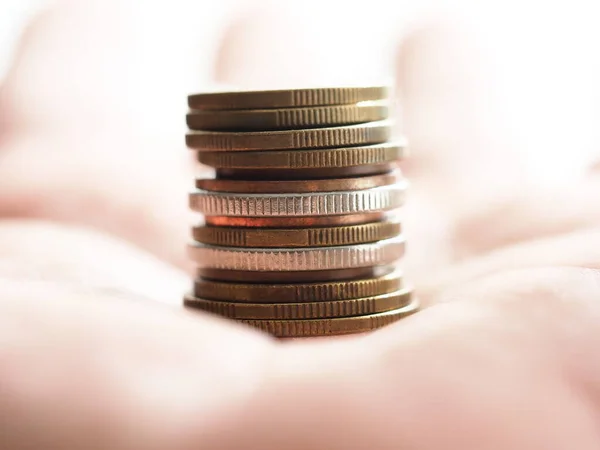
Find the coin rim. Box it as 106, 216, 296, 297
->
183, 287, 412, 320
237, 299, 419, 337
186, 102, 389, 131
196, 142, 406, 169
187, 86, 390, 110
195, 170, 400, 193
193, 267, 402, 302
203, 213, 387, 228
192, 218, 402, 248
187, 235, 406, 271
198, 267, 383, 283
186, 120, 392, 151
189, 183, 408, 217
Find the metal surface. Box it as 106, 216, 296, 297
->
214, 164, 396, 180
188, 86, 389, 110
186, 121, 391, 151
198, 267, 384, 283
189, 183, 408, 217
195, 171, 400, 194
193, 267, 402, 302
203, 213, 387, 228
184, 288, 412, 320
192, 219, 401, 248
187, 236, 406, 271
186, 102, 388, 131
237, 299, 419, 337
197, 142, 405, 169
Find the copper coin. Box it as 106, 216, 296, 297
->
192, 219, 401, 248
204, 213, 386, 228
186, 102, 389, 131
237, 300, 419, 337
198, 267, 383, 283
214, 164, 396, 180
195, 170, 400, 193
186, 121, 391, 151
188, 86, 389, 110
197, 142, 406, 169
184, 287, 412, 320
193, 267, 401, 302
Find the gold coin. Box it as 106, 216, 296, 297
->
192, 219, 401, 248
186, 121, 391, 151
237, 300, 419, 337
184, 287, 412, 320
186, 102, 389, 131
214, 163, 396, 180
188, 86, 389, 110
195, 170, 400, 193
197, 142, 406, 169
194, 267, 402, 302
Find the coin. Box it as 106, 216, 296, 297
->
189, 184, 408, 217
196, 142, 406, 169
187, 236, 406, 271
186, 121, 391, 151
192, 219, 401, 248
214, 164, 396, 180
188, 86, 389, 110
184, 287, 412, 320
194, 267, 402, 302
198, 267, 381, 283
204, 213, 386, 228
186, 102, 389, 131
237, 300, 419, 337
195, 171, 400, 193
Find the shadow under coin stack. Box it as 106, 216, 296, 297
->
184, 86, 419, 338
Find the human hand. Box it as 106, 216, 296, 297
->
1, 1, 600, 449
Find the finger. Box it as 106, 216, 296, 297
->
394, 17, 528, 278
0, 219, 188, 305
418, 226, 600, 306
452, 176, 600, 259
395, 10, 600, 271
214, 1, 407, 87
0, 0, 241, 268
1, 0, 240, 135
0, 134, 195, 269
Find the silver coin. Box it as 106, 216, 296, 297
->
187, 236, 406, 271
189, 182, 408, 217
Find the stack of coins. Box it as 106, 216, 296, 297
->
184, 86, 418, 337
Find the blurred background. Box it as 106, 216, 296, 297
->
3, 0, 599, 179
0, 1, 44, 79
0, 0, 599, 280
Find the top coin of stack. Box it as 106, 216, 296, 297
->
185, 86, 418, 337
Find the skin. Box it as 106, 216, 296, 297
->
1, 1, 600, 449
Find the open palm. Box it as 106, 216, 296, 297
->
1, 1, 600, 449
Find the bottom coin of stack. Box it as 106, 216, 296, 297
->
184, 85, 419, 337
